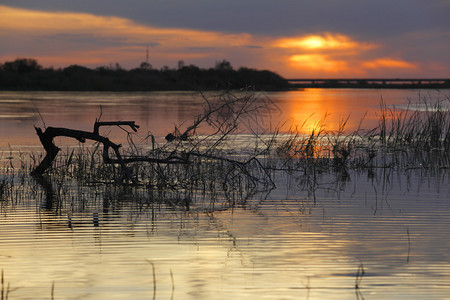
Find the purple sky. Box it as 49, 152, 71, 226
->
1, 1, 449, 77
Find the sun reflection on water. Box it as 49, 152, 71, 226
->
281, 89, 358, 134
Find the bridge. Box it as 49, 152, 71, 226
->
287, 78, 450, 89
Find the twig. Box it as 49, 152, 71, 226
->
355, 262, 365, 289
170, 268, 175, 300
146, 260, 156, 300
51, 281, 55, 300
31, 100, 46, 129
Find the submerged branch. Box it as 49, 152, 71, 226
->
29, 92, 278, 207
30, 121, 188, 183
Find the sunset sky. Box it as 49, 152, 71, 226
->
0, 1, 449, 78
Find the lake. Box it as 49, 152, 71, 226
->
1, 89, 450, 299
3, 89, 447, 147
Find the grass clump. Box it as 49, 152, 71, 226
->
2, 91, 450, 212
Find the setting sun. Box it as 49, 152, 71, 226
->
275, 33, 373, 51
0, 3, 447, 77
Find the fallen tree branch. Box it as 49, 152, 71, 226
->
30, 92, 277, 196
31, 124, 137, 183
31, 121, 189, 183
94, 121, 139, 135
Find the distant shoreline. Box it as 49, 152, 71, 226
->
0, 58, 290, 92
288, 78, 450, 89
1, 58, 449, 91
3, 77, 448, 92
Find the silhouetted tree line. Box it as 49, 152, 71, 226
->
0, 58, 291, 91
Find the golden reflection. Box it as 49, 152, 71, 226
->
286, 90, 329, 133
282, 89, 356, 134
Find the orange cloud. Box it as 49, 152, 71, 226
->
271, 33, 421, 76
362, 58, 417, 69
289, 54, 349, 73
271, 33, 382, 76
275, 33, 375, 51
0, 5, 254, 67
0, 5, 428, 77
0, 5, 252, 47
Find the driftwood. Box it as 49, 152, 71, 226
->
31, 93, 276, 191
31, 121, 188, 183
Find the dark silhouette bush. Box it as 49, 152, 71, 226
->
0, 58, 290, 91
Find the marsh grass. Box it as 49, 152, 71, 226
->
1, 91, 449, 300
287, 94, 450, 172
31, 138, 273, 212
0, 269, 19, 300
1, 91, 450, 213
370, 95, 450, 169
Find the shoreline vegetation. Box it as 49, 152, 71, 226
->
0, 58, 290, 91
1, 58, 449, 91
1, 89, 450, 213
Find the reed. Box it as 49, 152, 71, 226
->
1, 270, 11, 300
2, 91, 450, 213
355, 263, 365, 289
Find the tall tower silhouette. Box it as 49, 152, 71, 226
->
140, 46, 152, 69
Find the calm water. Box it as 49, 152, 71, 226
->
2, 89, 448, 147
1, 89, 450, 299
